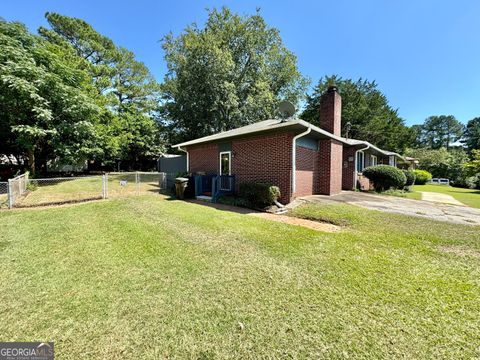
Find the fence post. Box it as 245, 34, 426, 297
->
160, 172, 165, 190
7, 179, 13, 209
102, 174, 106, 199
102, 174, 109, 199
135, 171, 140, 195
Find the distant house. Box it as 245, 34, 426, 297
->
173, 86, 412, 203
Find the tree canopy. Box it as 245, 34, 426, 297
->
160, 7, 309, 144
0, 19, 101, 174
405, 147, 468, 179
301, 75, 414, 153
414, 115, 464, 150
1, 13, 164, 174
463, 117, 480, 153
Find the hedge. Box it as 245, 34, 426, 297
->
239, 182, 281, 208
362, 165, 407, 192
413, 169, 432, 185
402, 170, 416, 189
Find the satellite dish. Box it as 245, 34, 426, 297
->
278, 101, 296, 120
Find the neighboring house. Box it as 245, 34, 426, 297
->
404, 156, 419, 170
173, 86, 411, 203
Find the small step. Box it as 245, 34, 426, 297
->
196, 195, 213, 202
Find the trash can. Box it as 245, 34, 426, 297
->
175, 177, 189, 199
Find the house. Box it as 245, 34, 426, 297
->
172, 86, 409, 203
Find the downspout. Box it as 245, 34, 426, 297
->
292, 126, 312, 196
177, 146, 189, 173
354, 144, 370, 190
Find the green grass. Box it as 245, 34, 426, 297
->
412, 184, 480, 208
15, 174, 162, 207
374, 188, 423, 200
1, 197, 479, 358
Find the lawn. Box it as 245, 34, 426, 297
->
0, 197, 479, 358
13, 173, 162, 207
410, 184, 480, 208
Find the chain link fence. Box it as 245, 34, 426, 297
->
0, 182, 8, 209
3, 172, 173, 209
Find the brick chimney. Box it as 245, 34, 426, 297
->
317, 85, 343, 195
319, 86, 342, 136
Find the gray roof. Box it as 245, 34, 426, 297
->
173, 118, 404, 159
343, 138, 404, 159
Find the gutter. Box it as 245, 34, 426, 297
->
177, 146, 189, 173
354, 144, 370, 190
292, 125, 312, 195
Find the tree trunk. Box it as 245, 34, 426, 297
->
27, 148, 35, 176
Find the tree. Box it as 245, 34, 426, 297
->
463, 117, 480, 153
464, 149, 480, 175
39, 12, 118, 94
415, 115, 464, 150
40, 13, 164, 169
0, 19, 100, 175
301, 75, 414, 153
404, 147, 468, 179
160, 7, 308, 144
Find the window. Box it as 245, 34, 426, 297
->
356, 151, 365, 173
389, 155, 396, 167
219, 151, 231, 175
371, 155, 378, 166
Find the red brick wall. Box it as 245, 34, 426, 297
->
320, 88, 342, 136
342, 147, 357, 190
187, 143, 218, 173
294, 146, 320, 197
187, 131, 346, 201
318, 139, 343, 195
358, 175, 372, 191
232, 132, 293, 203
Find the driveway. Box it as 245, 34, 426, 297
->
419, 191, 464, 206
295, 191, 480, 226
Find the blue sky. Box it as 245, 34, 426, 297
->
2, 0, 480, 125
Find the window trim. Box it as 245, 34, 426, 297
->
371, 155, 378, 166
219, 151, 232, 175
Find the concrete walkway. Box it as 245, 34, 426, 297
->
296, 192, 480, 226
419, 191, 465, 206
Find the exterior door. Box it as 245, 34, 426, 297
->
219, 151, 232, 190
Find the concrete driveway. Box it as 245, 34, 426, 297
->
295, 191, 480, 226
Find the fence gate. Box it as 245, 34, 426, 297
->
3, 172, 174, 209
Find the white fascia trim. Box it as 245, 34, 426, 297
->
178, 146, 189, 172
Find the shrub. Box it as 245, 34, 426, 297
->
362, 165, 407, 192
26, 182, 38, 191
463, 174, 480, 189
239, 182, 281, 208
413, 169, 432, 185
451, 173, 480, 189
402, 170, 415, 191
